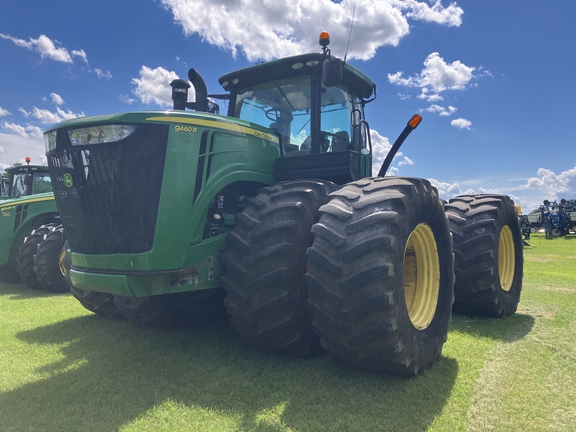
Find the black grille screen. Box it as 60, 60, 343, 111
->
47, 124, 169, 254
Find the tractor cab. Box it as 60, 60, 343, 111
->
2, 159, 52, 198
220, 35, 375, 183
175, 32, 376, 184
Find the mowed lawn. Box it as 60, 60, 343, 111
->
1, 232, 575, 431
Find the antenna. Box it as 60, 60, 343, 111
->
343, 1, 357, 63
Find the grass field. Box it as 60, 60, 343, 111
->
1, 232, 575, 431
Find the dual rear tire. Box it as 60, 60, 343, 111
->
223, 178, 523, 375
445, 194, 523, 318
17, 223, 61, 290
306, 177, 454, 375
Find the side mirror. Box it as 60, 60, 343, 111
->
322, 58, 343, 87
24, 174, 33, 186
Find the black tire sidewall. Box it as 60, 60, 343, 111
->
392, 191, 454, 371
497, 197, 524, 314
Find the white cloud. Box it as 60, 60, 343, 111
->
2, 122, 43, 139
451, 118, 471, 129
0, 131, 45, 167
398, 156, 414, 166
370, 128, 414, 176
429, 178, 476, 200
161, 0, 463, 61
71, 49, 88, 63
419, 93, 443, 102
19, 106, 84, 125
525, 166, 576, 201
425, 104, 457, 116
2, 122, 28, 138
404, 0, 464, 26
119, 94, 136, 105
95, 68, 113, 79
132, 65, 181, 107
0, 33, 87, 64
388, 52, 476, 96
0, 107, 10, 117
50, 93, 65, 106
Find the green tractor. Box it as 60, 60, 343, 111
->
45, 34, 523, 375
0, 160, 67, 292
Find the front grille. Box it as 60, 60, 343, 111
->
47, 124, 169, 254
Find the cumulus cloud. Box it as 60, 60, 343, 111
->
132, 66, 181, 107
420, 93, 443, 102
451, 118, 471, 129
398, 156, 414, 166
525, 166, 576, 200
0, 107, 10, 117
19, 106, 84, 125
2, 122, 43, 139
50, 93, 65, 106
71, 49, 88, 63
0, 33, 88, 64
388, 52, 476, 97
95, 68, 113, 79
429, 178, 476, 200
0, 131, 45, 167
425, 104, 457, 116
370, 128, 414, 175
161, 0, 463, 61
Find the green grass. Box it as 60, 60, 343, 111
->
1, 232, 575, 431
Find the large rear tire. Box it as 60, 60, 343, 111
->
34, 225, 69, 293
222, 179, 338, 356
445, 194, 523, 318
17, 224, 59, 290
306, 177, 454, 375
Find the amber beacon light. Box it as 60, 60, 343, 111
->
319, 31, 330, 48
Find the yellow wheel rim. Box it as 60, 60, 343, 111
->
58, 247, 67, 277
403, 223, 441, 330
498, 225, 515, 292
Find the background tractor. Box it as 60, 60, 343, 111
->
45, 33, 523, 375
0, 159, 68, 292
540, 199, 575, 238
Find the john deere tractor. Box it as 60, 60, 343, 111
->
0, 160, 67, 292
45, 33, 523, 375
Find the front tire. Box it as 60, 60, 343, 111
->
17, 224, 58, 290
113, 295, 170, 326
222, 179, 338, 356
34, 225, 69, 293
113, 289, 227, 327
445, 194, 523, 318
70, 286, 124, 319
61, 243, 123, 318
306, 177, 454, 375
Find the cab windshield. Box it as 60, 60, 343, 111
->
8, 172, 52, 197
234, 76, 365, 153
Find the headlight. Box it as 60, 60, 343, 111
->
44, 130, 57, 153
67, 124, 137, 146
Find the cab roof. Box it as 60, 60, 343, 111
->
218, 52, 375, 100
5, 165, 49, 174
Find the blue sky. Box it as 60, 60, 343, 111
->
1, 0, 575, 212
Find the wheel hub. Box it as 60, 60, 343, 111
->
498, 225, 515, 291
403, 223, 440, 330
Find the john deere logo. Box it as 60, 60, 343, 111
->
63, 173, 73, 187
